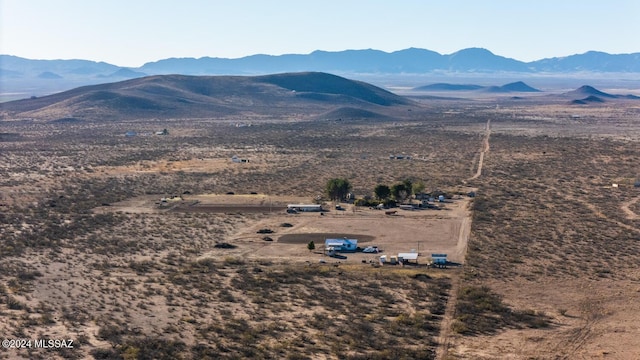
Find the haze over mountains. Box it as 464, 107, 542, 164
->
2, 47, 640, 100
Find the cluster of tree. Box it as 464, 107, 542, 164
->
325, 178, 425, 205
325, 178, 352, 201
374, 180, 425, 203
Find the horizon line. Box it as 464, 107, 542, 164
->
2, 47, 639, 69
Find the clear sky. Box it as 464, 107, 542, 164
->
1, 0, 639, 67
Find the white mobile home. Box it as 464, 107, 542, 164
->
287, 204, 322, 212
325, 238, 358, 253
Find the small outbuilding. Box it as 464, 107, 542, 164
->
431, 253, 447, 266
379, 255, 399, 265
398, 252, 419, 264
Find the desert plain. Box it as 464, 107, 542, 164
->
0, 73, 639, 359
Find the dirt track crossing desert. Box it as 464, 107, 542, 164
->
1, 72, 640, 359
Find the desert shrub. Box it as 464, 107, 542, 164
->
5, 295, 28, 310
223, 256, 245, 266
120, 338, 187, 360
128, 260, 155, 274
97, 323, 129, 344
354, 198, 379, 207
90, 348, 122, 360
454, 286, 550, 335
214, 242, 237, 249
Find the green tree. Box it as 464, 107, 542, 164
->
307, 241, 315, 252
325, 178, 352, 201
391, 183, 409, 203
403, 179, 413, 198
412, 181, 426, 197
374, 184, 391, 201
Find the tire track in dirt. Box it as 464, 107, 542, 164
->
469, 119, 491, 181
621, 195, 640, 220
434, 270, 461, 360
558, 191, 640, 234
549, 298, 606, 359
436, 119, 490, 360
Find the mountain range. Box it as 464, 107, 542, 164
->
1, 47, 640, 101
4, 48, 640, 78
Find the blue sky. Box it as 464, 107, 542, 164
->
1, 0, 639, 67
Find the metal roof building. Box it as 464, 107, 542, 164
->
324, 238, 358, 253
287, 204, 322, 212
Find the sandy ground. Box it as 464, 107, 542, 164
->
453, 277, 640, 359
98, 193, 473, 265
222, 204, 470, 264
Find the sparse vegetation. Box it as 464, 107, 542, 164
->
452, 286, 550, 335
0, 91, 638, 358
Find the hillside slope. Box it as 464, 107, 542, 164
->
0, 72, 412, 121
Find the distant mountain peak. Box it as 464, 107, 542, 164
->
38, 71, 62, 79
564, 85, 616, 98
450, 47, 495, 56
106, 68, 147, 79
499, 81, 540, 92
414, 81, 539, 93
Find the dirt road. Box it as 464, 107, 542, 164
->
436, 118, 490, 360
469, 119, 491, 180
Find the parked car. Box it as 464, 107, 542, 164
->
362, 246, 380, 253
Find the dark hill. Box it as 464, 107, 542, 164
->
497, 81, 540, 92
103, 68, 148, 79
257, 72, 409, 106
484, 81, 540, 93
561, 86, 640, 103
582, 95, 605, 102
569, 95, 605, 105
0, 72, 412, 121
564, 85, 616, 98
414, 81, 539, 93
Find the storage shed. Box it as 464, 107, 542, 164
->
431, 253, 447, 265
398, 252, 419, 264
